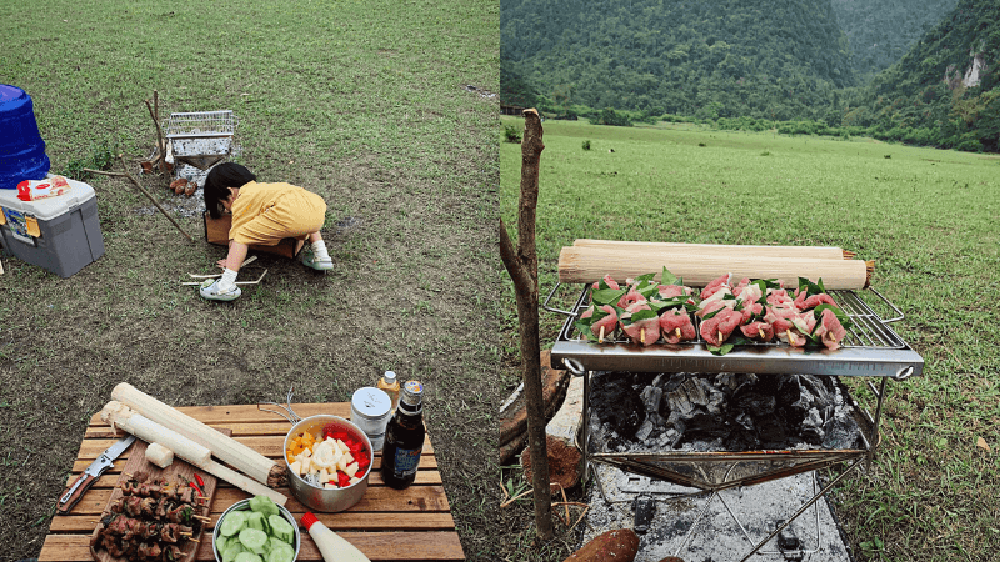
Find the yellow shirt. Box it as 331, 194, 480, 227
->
229, 181, 327, 245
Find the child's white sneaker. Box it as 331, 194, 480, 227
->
301, 241, 334, 271
200, 278, 241, 301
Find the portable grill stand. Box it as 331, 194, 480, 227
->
546, 283, 922, 560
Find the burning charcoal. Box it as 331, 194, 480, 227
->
636, 383, 665, 441
801, 407, 826, 443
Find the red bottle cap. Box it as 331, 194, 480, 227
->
300, 511, 319, 531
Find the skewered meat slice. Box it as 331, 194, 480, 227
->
700, 308, 742, 347
621, 302, 659, 346
740, 321, 775, 341
740, 301, 764, 323
766, 288, 794, 307
617, 287, 646, 309
656, 284, 690, 299
580, 304, 618, 341
794, 290, 839, 310
700, 273, 730, 300
730, 277, 752, 297
813, 308, 847, 350
659, 309, 696, 343
696, 299, 728, 319
736, 283, 763, 305
590, 274, 620, 290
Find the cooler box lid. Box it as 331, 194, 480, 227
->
0, 176, 96, 220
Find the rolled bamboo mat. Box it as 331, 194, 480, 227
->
558, 246, 872, 289
573, 239, 855, 260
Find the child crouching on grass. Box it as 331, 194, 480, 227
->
200, 162, 333, 302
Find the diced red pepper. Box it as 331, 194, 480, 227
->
356, 451, 370, 468
194, 473, 205, 488
336, 470, 351, 488
189, 481, 203, 496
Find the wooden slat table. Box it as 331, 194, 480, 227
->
38, 402, 465, 562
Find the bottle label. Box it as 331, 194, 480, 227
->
392, 447, 421, 478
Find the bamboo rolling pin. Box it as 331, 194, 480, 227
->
101, 401, 287, 506
111, 383, 284, 487
573, 240, 855, 260
559, 246, 872, 289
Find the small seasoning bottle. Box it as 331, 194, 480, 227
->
377, 371, 401, 412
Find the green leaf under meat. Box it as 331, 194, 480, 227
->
591, 288, 626, 306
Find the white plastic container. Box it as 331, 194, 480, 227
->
350, 387, 392, 452
0, 175, 103, 277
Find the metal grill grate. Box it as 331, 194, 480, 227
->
558, 287, 907, 350
549, 284, 924, 378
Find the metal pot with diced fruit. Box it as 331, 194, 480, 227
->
283, 415, 372, 512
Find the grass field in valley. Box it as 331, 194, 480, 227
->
499, 118, 1000, 561
0, 1, 501, 560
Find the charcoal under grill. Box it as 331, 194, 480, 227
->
545, 283, 924, 560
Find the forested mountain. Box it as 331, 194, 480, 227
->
830, 0, 959, 80
847, 0, 1000, 151
501, 0, 853, 120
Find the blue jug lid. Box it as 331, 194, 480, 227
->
0, 85, 26, 104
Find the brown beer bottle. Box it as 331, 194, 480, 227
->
380, 380, 425, 489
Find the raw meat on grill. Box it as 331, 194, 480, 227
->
617, 287, 646, 309
621, 302, 659, 346
700, 308, 742, 347
740, 301, 764, 324
590, 274, 621, 290
813, 308, 848, 350
659, 309, 696, 343
580, 304, 619, 341
700, 274, 730, 300
740, 321, 775, 341
656, 284, 690, 299
794, 291, 839, 310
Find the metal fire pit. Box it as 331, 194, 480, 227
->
545, 283, 924, 560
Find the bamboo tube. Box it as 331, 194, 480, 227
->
111, 383, 279, 486
101, 402, 212, 466
201, 460, 288, 506
558, 246, 871, 289
573, 240, 849, 261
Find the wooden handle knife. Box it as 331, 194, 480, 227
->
58, 473, 98, 513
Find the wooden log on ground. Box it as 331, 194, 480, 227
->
563, 529, 640, 562
546, 375, 584, 450
499, 351, 570, 445
521, 436, 582, 491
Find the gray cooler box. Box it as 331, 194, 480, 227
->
0, 177, 104, 277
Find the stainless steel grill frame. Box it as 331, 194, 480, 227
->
544, 282, 925, 560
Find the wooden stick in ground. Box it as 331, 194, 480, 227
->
117, 155, 194, 243
498, 108, 553, 540
145, 97, 168, 173
82, 168, 126, 177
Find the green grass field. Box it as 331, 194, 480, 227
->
1, 1, 501, 560
499, 117, 1000, 561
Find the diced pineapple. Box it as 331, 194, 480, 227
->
350, 476, 362, 485
289, 461, 302, 476
345, 462, 359, 476
319, 468, 332, 483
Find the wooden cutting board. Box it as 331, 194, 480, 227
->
89, 430, 228, 562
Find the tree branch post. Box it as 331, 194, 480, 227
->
498, 109, 553, 540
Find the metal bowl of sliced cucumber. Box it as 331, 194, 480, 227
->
213, 496, 301, 562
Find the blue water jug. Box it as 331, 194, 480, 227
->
0, 85, 50, 190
